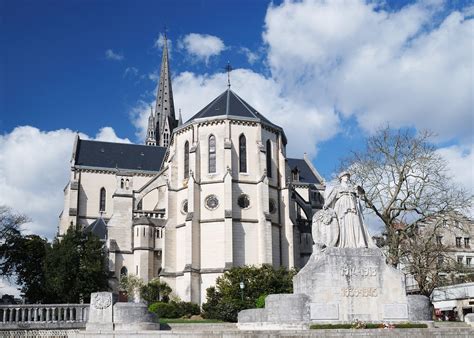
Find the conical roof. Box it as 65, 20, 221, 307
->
187, 89, 271, 124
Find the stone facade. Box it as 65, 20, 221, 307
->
58, 39, 325, 304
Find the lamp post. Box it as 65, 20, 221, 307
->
239, 281, 245, 301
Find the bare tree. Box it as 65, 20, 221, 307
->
341, 127, 471, 269
0, 205, 29, 240
399, 215, 471, 296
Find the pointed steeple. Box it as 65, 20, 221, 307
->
154, 33, 178, 147
178, 109, 183, 127
146, 106, 156, 146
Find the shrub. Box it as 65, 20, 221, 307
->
202, 265, 296, 322
140, 279, 172, 304
149, 301, 200, 319
149, 302, 175, 318
255, 294, 266, 308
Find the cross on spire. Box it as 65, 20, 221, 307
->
224, 61, 233, 88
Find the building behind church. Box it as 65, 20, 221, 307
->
59, 37, 325, 304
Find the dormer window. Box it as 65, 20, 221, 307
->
292, 168, 300, 181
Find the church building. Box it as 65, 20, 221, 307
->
59, 37, 326, 304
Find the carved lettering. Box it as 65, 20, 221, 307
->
341, 287, 377, 297
341, 265, 377, 277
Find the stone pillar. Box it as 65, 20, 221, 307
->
86, 292, 114, 331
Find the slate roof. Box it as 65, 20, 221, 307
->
187, 89, 280, 130
74, 138, 166, 172
84, 217, 107, 240
287, 158, 322, 185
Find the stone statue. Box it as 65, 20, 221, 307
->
312, 208, 339, 249
319, 171, 375, 249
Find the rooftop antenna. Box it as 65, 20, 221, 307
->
224, 61, 233, 88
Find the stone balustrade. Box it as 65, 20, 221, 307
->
133, 210, 165, 219
0, 304, 89, 330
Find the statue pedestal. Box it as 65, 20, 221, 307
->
238, 247, 430, 329
294, 247, 408, 322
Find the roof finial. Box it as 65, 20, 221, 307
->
224, 61, 233, 88
163, 25, 168, 41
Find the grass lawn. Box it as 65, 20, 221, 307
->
159, 318, 225, 324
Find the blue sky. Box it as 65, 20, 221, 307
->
0, 0, 473, 241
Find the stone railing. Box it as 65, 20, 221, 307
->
0, 304, 89, 330
132, 210, 165, 219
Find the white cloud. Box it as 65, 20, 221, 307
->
105, 49, 124, 61
123, 66, 139, 78
179, 33, 226, 64
240, 47, 259, 64
0, 126, 130, 239
95, 127, 131, 143
436, 144, 474, 195
263, 0, 473, 142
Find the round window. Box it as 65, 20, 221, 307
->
205, 195, 219, 210
269, 198, 277, 214
181, 199, 188, 215
238, 194, 250, 209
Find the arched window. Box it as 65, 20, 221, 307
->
125, 179, 130, 189
266, 139, 272, 178
184, 141, 189, 179
99, 188, 106, 212
120, 266, 128, 278
208, 135, 216, 173
239, 134, 247, 173
137, 200, 143, 210
120, 178, 124, 189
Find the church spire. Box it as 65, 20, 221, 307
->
146, 105, 156, 146
178, 109, 183, 127
154, 33, 177, 147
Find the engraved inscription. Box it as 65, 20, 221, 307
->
91, 292, 112, 309
341, 287, 378, 297
341, 265, 377, 277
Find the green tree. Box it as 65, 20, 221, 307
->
202, 265, 296, 322
140, 278, 172, 304
0, 206, 50, 303
0, 233, 49, 303
44, 226, 109, 303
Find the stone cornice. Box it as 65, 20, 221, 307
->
74, 165, 157, 176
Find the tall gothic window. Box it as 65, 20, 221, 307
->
184, 141, 189, 179
266, 139, 272, 178
239, 134, 247, 173
209, 135, 216, 173
99, 188, 106, 212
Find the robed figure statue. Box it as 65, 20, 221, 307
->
312, 171, 375, 249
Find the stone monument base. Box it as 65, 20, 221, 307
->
86, 292, 159, 331
238, 247, 431, 329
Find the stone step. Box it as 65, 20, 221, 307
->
433, 321, 471, 328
